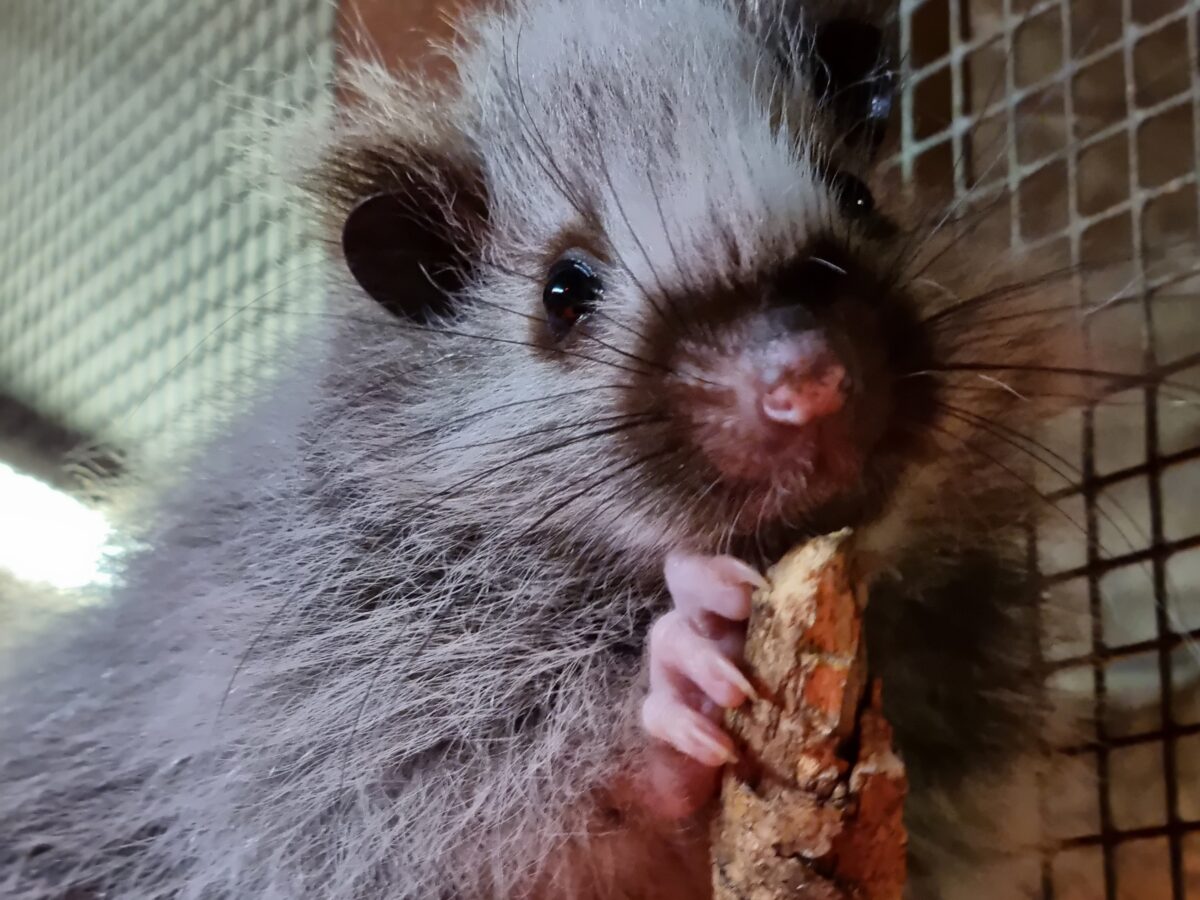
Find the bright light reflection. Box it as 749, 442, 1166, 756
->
0, 462, 113, 590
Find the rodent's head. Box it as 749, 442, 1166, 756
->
308, 0, 1076, 558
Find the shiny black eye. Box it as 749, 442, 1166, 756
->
543, 258, 602, 339
828, 171, 875, 219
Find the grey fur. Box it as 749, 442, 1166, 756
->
2, 1, 1082, 898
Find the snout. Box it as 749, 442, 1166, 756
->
673, 321, 864, 491
758, 334, 849, 428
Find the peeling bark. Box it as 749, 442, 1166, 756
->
711, 530, 908, 900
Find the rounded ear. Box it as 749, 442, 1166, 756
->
316, 142, 488, 322
810, 17, 896, 155
342, 191, 469, 322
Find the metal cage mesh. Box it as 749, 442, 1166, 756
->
896, 1, 1200, 897
0, 0, 336, 468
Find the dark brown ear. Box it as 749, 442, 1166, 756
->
317, 144, 488, 322
809, 16, 896, 155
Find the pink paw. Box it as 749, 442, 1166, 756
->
636, 552, 766, 819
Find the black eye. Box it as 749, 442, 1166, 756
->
543, 258, 603, 339
828, 171, 875, 219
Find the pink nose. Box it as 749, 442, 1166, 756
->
760, 357, 848, 427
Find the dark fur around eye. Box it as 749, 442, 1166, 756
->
543, 258, 603, 339
828, 171, 875, 219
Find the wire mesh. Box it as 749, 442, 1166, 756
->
0, 0, 336, 469
897, 1, 1200, 897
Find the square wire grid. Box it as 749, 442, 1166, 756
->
897, 1, 1200, 897
0, 1, 336, 469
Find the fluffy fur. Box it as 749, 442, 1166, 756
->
2, 1, 1089, 898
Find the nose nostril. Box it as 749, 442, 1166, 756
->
760, 361, 848, 428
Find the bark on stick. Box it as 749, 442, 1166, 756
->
711, 530, 908, 900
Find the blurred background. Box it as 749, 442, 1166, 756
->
0, 1, 1198, 897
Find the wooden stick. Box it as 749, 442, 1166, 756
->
711, 530, 908, 900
